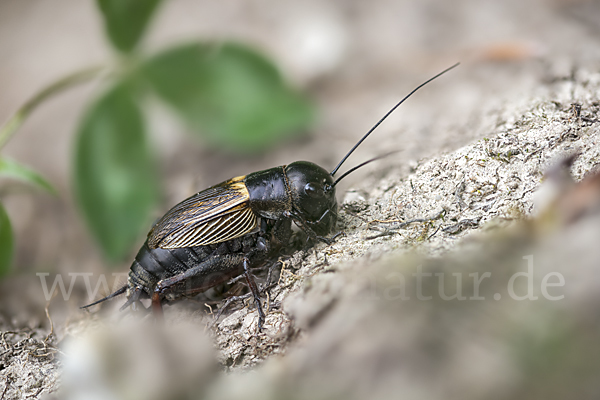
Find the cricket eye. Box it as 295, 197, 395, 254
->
304, 183, 323, 198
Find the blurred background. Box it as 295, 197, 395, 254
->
1, 0, 600, 326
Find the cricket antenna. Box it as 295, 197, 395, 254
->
329, 62, 459, 177
332, 151, 400, 187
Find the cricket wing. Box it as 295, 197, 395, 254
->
147, 176, 258, 249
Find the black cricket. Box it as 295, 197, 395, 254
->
82, 63, 459, 329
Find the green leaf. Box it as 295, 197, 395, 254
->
0, 202, 13, 277
96, 0, 162, 53
142, 42, 315, 152
0, 158, 57, 194
74, 83, 159, 262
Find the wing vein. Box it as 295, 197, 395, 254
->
148, 176, 258, 249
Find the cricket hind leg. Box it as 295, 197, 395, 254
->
151, 251, 274, 331
151, 254, 247, 320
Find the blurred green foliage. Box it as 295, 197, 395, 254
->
0, 202, 12, 277
143, 42, 314, 152
75, 83, 159, 262
0, 157, 57, 275
0, 0, 315, 268
97, 0, 163, 53
0, 158, 56, 195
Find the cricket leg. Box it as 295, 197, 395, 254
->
151, 254, 245, 317
243, 257, 265, 331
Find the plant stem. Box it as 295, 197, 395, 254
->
0, 65, 108, 150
